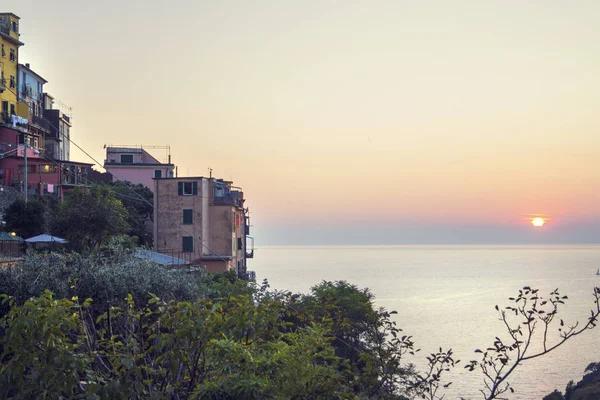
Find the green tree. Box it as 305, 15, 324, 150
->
3, 198, 46, 238
104, 182, 154, 246
50, 186, 130, 253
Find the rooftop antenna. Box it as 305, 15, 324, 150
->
209, 167, 213, 178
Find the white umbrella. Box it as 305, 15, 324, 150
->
25, 234, 69, 244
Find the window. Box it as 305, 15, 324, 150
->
120, 154, 133, 164
9, 75, 15, 88
1, 44, 4, 57
9, 48, 15, 62
183, 209, 193, 225
11, 21, 18, 33
178, 181, 198, 196
41, 164, 58, 173
182, 236, 194, 253
154, 169, 162, 178
18, 165, 36, 174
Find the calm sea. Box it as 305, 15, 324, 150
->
252, 245, 600, 400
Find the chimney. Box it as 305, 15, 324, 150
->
25, 63, 30, 69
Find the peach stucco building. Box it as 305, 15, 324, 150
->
153, 176, 253, 277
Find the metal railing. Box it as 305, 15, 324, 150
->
32, 114, 51, 131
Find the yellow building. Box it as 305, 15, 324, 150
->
0, 13, 24, 122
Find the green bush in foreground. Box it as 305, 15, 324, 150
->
1, 252, 600, 399
0, 250, 211, 318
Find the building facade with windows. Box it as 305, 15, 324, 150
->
0, 121, 92, 198
104, 145, 175, 192
0, 13, 22, 119
43, 93, 72, 161
153, 176, 253, 276
0, 13, 29, 129
18, 63, 49, 152
0, 13, 91, 199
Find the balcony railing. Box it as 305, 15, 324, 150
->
32, 115, 51, 131
0, 112, 29, 132
213, 191, 242, 207
245, 236, 254, 259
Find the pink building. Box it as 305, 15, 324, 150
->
0, 126, 92, 199
103, 145, 175, 192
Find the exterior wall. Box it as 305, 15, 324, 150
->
0, 14, 21, 119
203, 260, 229, 274
43, 108, 71, 161
106, 149, 144, 164
154, 178, 204, 263
19, 64, 49, 153
19, 67, 44, 105
45, 137, 60, 159
141, 151, 160, 163
106, 148, 163, 165
0, 125, 19, 147
105, 148, 174, 192
107, 166, 173, 190
59, 118, 70, 160
154, 177, 246, 274
209, 206, 233, 256
0, 156, 60, 192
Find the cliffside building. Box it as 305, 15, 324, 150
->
153, 176, 253, 276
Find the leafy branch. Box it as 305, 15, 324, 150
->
465, 286, 600, 400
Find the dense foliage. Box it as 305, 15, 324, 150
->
3, 198, 46, 238
0, 252, 599, 399
50, 186, 130, 253
0, 249, 210, 318
102, 182, 154, 246
544, 363, 600, 400
2, 183, 153, 248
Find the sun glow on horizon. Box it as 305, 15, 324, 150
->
531, 217, 546, 227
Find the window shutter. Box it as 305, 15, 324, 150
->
192, 181, 198, 195
178, 182, 183, 196
183, 209, 193, 224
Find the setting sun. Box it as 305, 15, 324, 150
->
532, 217, 545, 227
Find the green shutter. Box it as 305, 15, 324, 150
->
192, 181, 198, 195
178, 182, 183, 196
182, 237, 194, 252
183, 209, 193, 224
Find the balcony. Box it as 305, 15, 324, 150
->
0, 112, 28, 133
245, 236, 254, 259
32, 115, 51, 132
213, 190, 242, 207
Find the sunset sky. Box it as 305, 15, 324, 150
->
6, 0, 600, 244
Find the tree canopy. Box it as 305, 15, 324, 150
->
3, 198, 46, 238
102, 181, 154, 246
50, 186, 130, 253
0, 252, 599, 399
